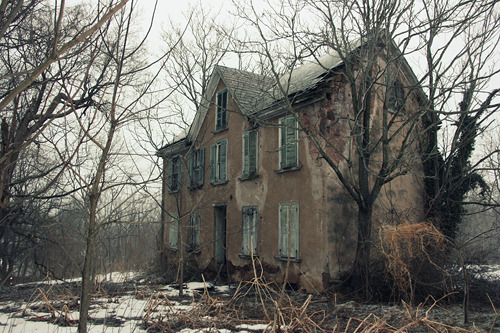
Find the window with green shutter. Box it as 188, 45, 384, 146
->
168, 156, 182, 193
241, 206, 258, 256
242, 129, 258, 179
188, 148, 205, 189
169, 213, 179, 250
216, 90, 228, 131
210, 139, 228, 184
278, 202, 299, 259
188, 211, 200, 251
279, 116, 298, 169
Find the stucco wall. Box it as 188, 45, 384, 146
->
161, 73, 425, 291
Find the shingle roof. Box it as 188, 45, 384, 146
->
216, 66, 274, 115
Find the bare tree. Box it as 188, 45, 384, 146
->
233, 0, 499, 297
0, 0, 131, 286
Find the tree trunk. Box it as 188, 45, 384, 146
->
352, 206, 373, 299
78, 206, 97, 333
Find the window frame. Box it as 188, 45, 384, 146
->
210, 138, 228, 185
241, 206, 258, 257
242, 129, 258, 180
168, 155, 182, 193
188, 148, 205, 189
188, 211, 201, 252
278, 115, 299, 170
168, 213, 179, 250
387, 80, 406, 114
278, 201, 300, 261
215, 89, 228, 131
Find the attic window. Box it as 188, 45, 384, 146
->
216, 89, 228, 131
388, 80, 405, 113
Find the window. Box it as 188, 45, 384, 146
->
279, 116, 298, 169
278, 202, 299, 259
189, 211, 200, 251
242, 130, 258, 179
216, 90, 228, 131
188, 148, 205, 189
168, 156, 182, 193
168, 213, 179, 250
388, 80, 405, 113
210, 139, 227, 184
241, 206, 258, 256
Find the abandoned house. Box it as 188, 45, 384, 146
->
157, 47, 427, 291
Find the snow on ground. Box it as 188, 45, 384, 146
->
0, 272, 269, 332
1, 267, 499, 332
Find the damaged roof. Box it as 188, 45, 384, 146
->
157, 52, 344, 157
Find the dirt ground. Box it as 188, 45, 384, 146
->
0, 273, 499, 332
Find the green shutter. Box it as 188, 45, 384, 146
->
210, 144, 216, 183
243, 132, 249, 177
249, 130, 257, 176
220, 139, 227, 181
279, 203, 289, 257
285, 117, 297, 168
168, 158, 174, 192
187, 151, 193, 188
280, 119, 287, 169
290, 202, 299, 258
198, 147, 205, 186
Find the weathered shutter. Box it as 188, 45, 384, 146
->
210, 144, 216, 183
219, 139, 227, 181
177, 157, 182, 190
251, 208, 258, 254
280, 119, 287, 169
241, 209, 249, 255
168, 158, 174, 192
279, 204, 289, 257
248, 130, 257, 176
198, 147, 205, 186
187, 151, 193, 188
290, 202, 299, 258
285, 117, 297, 168
242, 132, 249, 177
190, 212, 200, 250
169, 213, 179, 249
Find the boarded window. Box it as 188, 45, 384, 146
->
216, 90, 228, 130
189, 211, 200, 251
278, 202, 299, 259
242, 129, 258, 179
279, 116, 298, 169
210, 139, 227, 184
188, 148, 205, 189
169, 213, 179, 250
241, 206, 258, 256
168, 156, 182, 193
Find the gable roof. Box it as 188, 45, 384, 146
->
158, 39, 426, 157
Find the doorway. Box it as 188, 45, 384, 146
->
214, 204, 227, 271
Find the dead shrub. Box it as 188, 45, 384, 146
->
380, 221, 447, 303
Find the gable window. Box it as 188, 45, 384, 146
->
279, 116, 298, 170
169, 213, 179, 250
278, 202, 299, 260
216, 89, 228, 131
388, 80, 405, 113
210, 139, 228, 184
188, 148, 205, 189
242, 129, 258, 179
188, 211, 200, 251
241, 206, 258, 256
168, 156, 182, 193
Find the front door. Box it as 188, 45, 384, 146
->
214, 205, 227, 268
